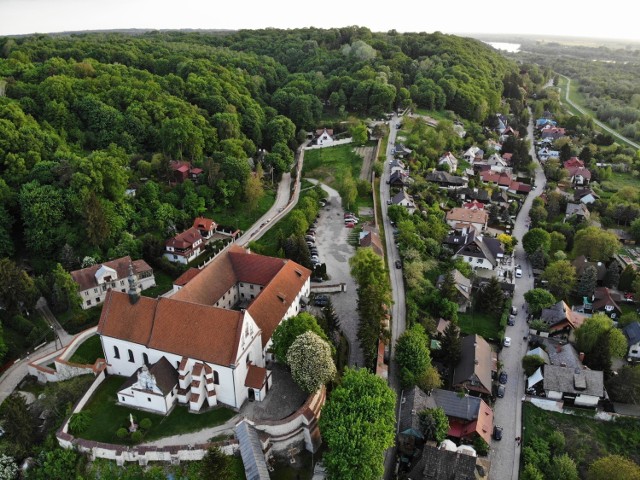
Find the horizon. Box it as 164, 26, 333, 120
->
1, 0, 640, 45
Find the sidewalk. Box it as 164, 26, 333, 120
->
142, 414, 242, 447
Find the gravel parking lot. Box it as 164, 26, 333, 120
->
308, 180, 364, 367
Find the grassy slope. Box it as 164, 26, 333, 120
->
68, 335, 104, 364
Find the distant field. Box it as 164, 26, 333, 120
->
601, 171, 640, 192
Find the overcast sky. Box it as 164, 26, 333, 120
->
1, 0, 638, 43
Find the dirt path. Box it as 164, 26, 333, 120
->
354, 146, 376, 181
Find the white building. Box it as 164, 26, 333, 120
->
438, 152, 458, 172
315, 128, 335, 147
98, 245, 311, 414
164, 227, 204, 264
71, 257, 155, 310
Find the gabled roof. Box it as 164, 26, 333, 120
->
541, 301, 586, 330
572, 256, 607, 281
624, 321, 640, 346
453, 335, 493, 395
235, 420, 270, 480
526, 347, 550, 364
193, 216, 216, 231
491, 190, 509, 203
245, 364, 267, 389
566, 165, 592, 180
389, 170, 409, 186
563, 157, 585, 169
410, 444, 477, 480
437, 270, 471, 301
71, 257, 152, 292
173, 268, 202, 287
315, 128, 333, 137
455, 236, 503, 267
462, 200, 484, 210
399, 386, 433, 438
391, 189, 414, 207
565, 203, 590, 218
446, 208, 488, 225
592, 287, 622, 314
543, 365, 604, 398
166, 227, 203, 249
119, 356, 179, 395
426, 170, 466, 185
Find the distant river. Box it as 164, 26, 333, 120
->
486, 42, 521, 53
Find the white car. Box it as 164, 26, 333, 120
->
503, 337, 512, 347
515, 266, 523, 278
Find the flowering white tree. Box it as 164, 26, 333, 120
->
287, 331, 336, 393
0, 454, 18, 480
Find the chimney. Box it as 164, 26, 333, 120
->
579, 352, 585, 363
127, 263, 140, 305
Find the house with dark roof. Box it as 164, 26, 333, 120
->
426, 171, 467, 189
406, 444, 477, 480
491, 190, 510, 207
574, 188, 599, 205
443, 225, 476, 250
453, 235, 504, 270
98, 245, 311, 413
457, 188, 491, 204
452, 335, 496, 396
391, 189, 416, 213
540, 301, 587, 338
543, 364, 605, 408
565, 203, 590, 222
398, 386, 433, 455
71, 256, 155, 310
572, 256, 607, 284
389, 170, 411, 188
165, 227, 204, 264
117, 357, 179, 414
591, 287, 623, 318
624, 321, 640, 360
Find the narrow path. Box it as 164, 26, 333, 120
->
558, 74, 640, 150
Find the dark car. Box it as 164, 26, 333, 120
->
313, 295, 329, 306
311, 277, 325, 283
493, 425, 503, 441
497, 384, 505, 398
395, 260, 402, 269
507, 315, 515, 326
499, 371, 508, 384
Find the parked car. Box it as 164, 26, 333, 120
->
503, 337, 511, 347
311, 277, 325, 283
507, 316, 515, 326
493, 425, 503, 441
511, 305, 517, 316
311, 255, 319, 262
499, 371, 508, 384
395, 260, 402, 269
345, 222, 355, 228
515, 265, 523, 278
497, 384, 505, 398
313, 295, 329, 306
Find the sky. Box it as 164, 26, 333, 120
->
1, 0, 639, 43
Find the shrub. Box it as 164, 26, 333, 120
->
116, 427, 128, 439
139, 418, 152, 430
69, 411, 92, 434
473, 436, 489, 456
131, 431, 143, 443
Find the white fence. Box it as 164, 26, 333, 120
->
304, 138, 353, 150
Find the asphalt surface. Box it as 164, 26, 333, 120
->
489, 110, 547, 480
306, 179, 364, 367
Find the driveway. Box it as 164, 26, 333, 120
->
307, 180, 364, 368
489, 109, 547, 480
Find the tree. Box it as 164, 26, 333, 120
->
605, 262, 621, 289
287, 331, 337, 393
0, 394, 36, 458
349, 122, 368, 145
606, 365, 640, 404
418, 407, 449, 443
542, 260, 576, 299
476, 277, 505, 316
244, 170, 265, 212
199, 446, 234, 480
270, 312, 329, 364
28, 448, 80, 480
49, 263, 81, 313
524, 289, 556, 316
521, 463, 545, 480
630, 217, 640, 243
548, 453, 578, 479
523, 228, 551, 255
497, 233, 517, 255
619, 265, 637, 292
522, 355, 546, 376
577, 265, 598, 298
439, 322, 462, 366
338, 173, 358, 211
0, 258, 38, 314
319, 368, 396, 480
549, 231, 567, 255
68, 410, 92, 434
0, 454, 18, 480
529, 247, 547, 270
572, 227, 620, 262
576, 313, 627, 358
320, 299, 341, 338
395, 324, 432, 388
588, 455, 640, 480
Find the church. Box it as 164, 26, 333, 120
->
97, 245, 311, 414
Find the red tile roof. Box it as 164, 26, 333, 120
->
173, 268, 201, 287
166, 227, 203, 249
563, 157, 584, 169
463, 200, 485, 210
245, 364, 267, 389
98, 292, 158, 345
193, 217, 216, 232
71, 257, 152, 292
446, 208, 488, 226
566, 165, 592, 180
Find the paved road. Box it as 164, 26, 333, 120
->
559, 74, 640, 150
489, 110, 546, 480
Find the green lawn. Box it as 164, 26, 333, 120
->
210, 187, 277, 231
69, 335, 104, 364
522, 402, 640, 477
79, 375, 236, 444
601, 171, 640, 193
413, 108, 456, 122
58, 304, 104, 335
303, 144, 364, 188
457, 310, 500, 341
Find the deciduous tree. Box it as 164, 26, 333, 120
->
418, 407, 449, 443
523, 228, 551, 255
287, 331, 336, 393
524, 289, 556, 316
588, 455, 640, 480
542, 260, 576, 299
572, 227, 620, 262
271, 312, 329, 364
395, 324, 432, 388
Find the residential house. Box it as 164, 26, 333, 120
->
567, 166, 592, 186
591, 287, 623, 319
395, 144, 413, 159
480, 171, 513, 189
565, 203, 591, 223
486, 139, 501, 152
406, 444, 477, 480
359, 225, 384, 257
486, 153, 510, 172
463, 146, 483, 162
98, 245, 311, 413
537, 147, 560, 162
71, 257, 155, 310
391, 189, 416, 213
563, 157, 585, 169
543, 365, 605, 408
508, 181, 533, 195
453, 235, 504, 270
501, 126, 518, 138
426, 171, 467, 189
623, 321, 640, 360
572, 256, 607, 284
536, 118, 557, 129
495, 114, 508, 134
540, 125, 566, 140
426, 389, 493, 445
436, 269, 472, 312
452, 334, 496, 396
170, 161, 203, 184
540, 301, 587, 338
446, 208, 488, 232
526, 347, 550, 365
389, 170, 411, 188
491, 190, 510, 207
165, 227, 204, 264
574, 188, 599, 205
389, 159, 407, 175
457, 188, 491, 204
438, 152, 459, 172
462, 200, 484, 211
315, 128, 334, 146
443, 225, 476, 250
192, 217, 217, 241
398, 386, 433, 455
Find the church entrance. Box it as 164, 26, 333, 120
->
248, 388, 255, 402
